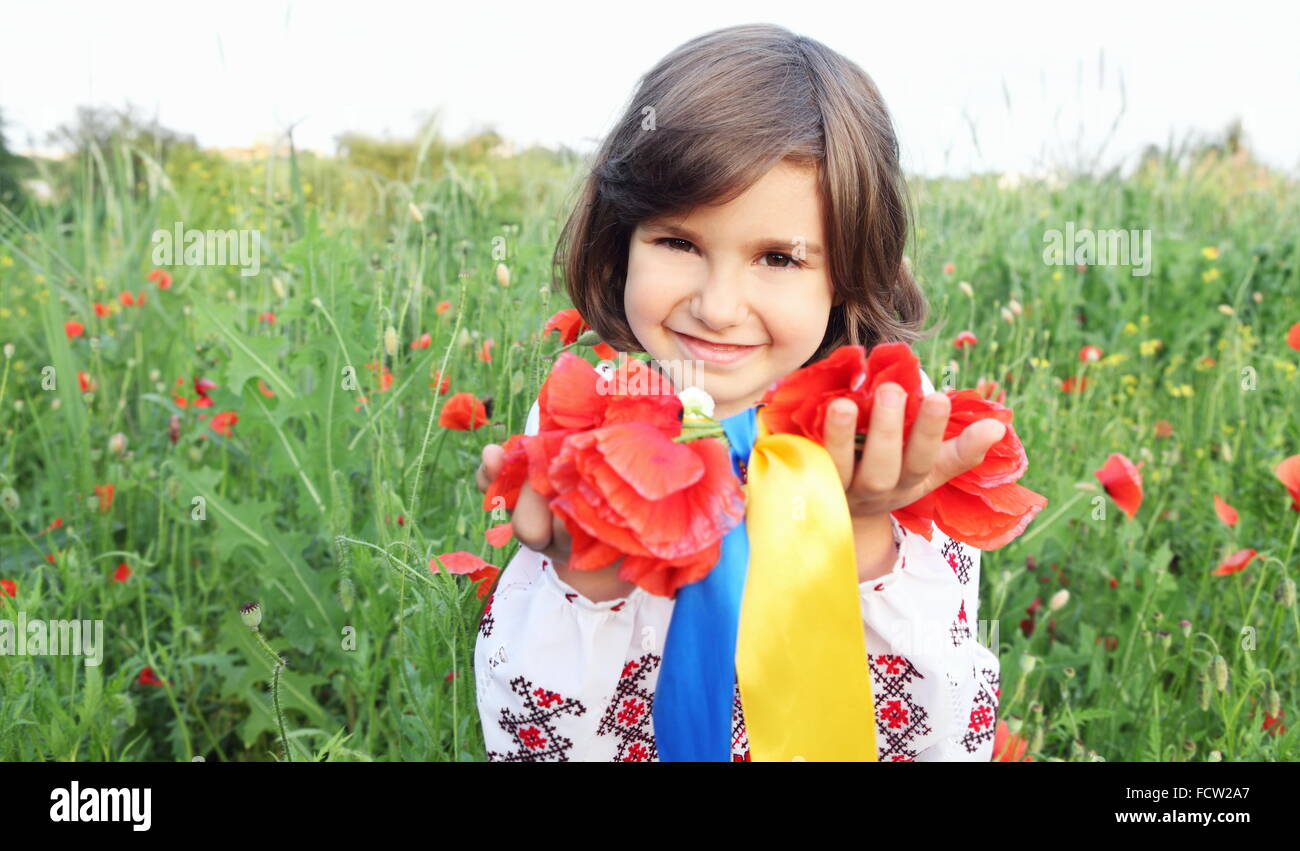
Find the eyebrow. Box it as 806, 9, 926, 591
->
644, 221, 824, 257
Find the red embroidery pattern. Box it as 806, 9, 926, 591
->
595, 653, 662, 761
487, 675, 588, 762
478, 593, 495, 639
949, 599, 972, 647
868, 653, 931, 761
940, 535, 973, 585
960, 666, 1001, 755
731, 680, 750, 761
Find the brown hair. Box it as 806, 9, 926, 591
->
553, 23, 933, 368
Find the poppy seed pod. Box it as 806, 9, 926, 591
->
1179, 618, 1192, 637
2, 343, 13, 359
1049, 589, 1069, 611
1207, 750, 1222, 762
958, 280, 974, 298
239, 601, 263, 631
383, 326, 398, 357
1198, 674, 1211, 711
1266, 687, 1282, 718
0, 487, 18, 511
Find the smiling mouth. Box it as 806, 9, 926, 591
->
671, 329, 764, 365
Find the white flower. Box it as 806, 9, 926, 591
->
1049, 589, 1070, 611
677, 386, 715, 419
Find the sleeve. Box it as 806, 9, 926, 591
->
473, 390, 676, 762
855, 365, 1000, 762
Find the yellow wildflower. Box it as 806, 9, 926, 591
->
1201, 246, 1220, 260
1123, 322, 1139, 336
1203, 268, 1220, 283
1140, 339, 1163, 356
1052, 270, 1062, 281
1101, 352, 1129, 366
0, 255, 12, 267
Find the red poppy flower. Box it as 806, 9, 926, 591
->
411, 332, 431, 349
1094, 453, 1143, 519
148, 268, 173, 289
445, 670, 457, 683
430, 369, 450, 395
94, 483, 115, 513
953, 330, 978, 349
1212, 548, 1257, 576
363, 362, 393, 392
65, 320, 85, 339
257, 379, 275, 398
439, 392, 489, 430
942, 262, 956, 276
1154, 420, 1174, 438
436, 300, 451, 315
0, 579, 15, 597
593, 342, 618, 361
209, 411, 238, 437
478, 339, 494, 362
114, 563, 132, 582
174, 395, 189, 409
137, 667, 164, 686
992, 720, 1033, 761
119, 291, 135, 307
543, 308, 588, 346
760, 343, 1046, 550
430, 552, 501, 599
1263, 709, 1288, 736
258, 312, 276, 323
1275, 455, 1300, 511
93, 302, 109, 318
1288, 322, 1300, 352
136, 290, 146, 306
1213, 494, 1238, 526
1078, 345, 1103, 363
486, 352, 743, 597
1061, 376, 1089, 393
485, 522, 514, 548
77, 370, 95, 392
975, 377, 1006, 404
194, 377, 217, 397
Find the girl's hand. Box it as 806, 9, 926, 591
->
821, 382, 1007, 522
476, 444, 633, 600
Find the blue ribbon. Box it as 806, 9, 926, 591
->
653, 405, 758, 762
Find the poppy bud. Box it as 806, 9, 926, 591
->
2, 343, 12, 359
539, 284, 550, 300
1020, 653, 1037, 674
1049, 589, 1069, 611
1179, 618, 1192, 638
576, 329, 602, 346
408, 201, 424, 223
1260, 687, 1281, 720
168, 414, 180, 445
1276, 578, 1296, 609
108, 433, 127, 455
1211, 655, 1228, 691
1063, 667, 1075, 679
339, 578, 354, 613
1006, 717, 1022, 735
1197, 674, 1211, 711
496, 262, 510, 288
0, 487, 18, 511
1030, 726, 1044, 754
239, 601, 263, 630
1158, 630, 1171, 651
1217, 304, 1235, 316
1026, 554, 1037, 571
384, 326, 398, 357
1207, 750, 1222, 762
1001, 306, 1014, 323
1009, 298, 1023, 316
1030, 702, 1043, 716
958, 281, 974, 298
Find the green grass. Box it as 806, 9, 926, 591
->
0, 134, 1297, 761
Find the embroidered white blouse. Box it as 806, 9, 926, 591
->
473, 367, 1001, 761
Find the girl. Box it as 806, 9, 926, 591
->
472, 23, 1007, 761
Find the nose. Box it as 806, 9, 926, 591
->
689, 265, 749, 333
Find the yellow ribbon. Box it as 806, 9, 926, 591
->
734, 412, 878, 761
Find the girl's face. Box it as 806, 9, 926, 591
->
624, 159, 837, 421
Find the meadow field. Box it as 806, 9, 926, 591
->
0, 125, 1296, 761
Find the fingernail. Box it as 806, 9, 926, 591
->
881, 386, 904, 409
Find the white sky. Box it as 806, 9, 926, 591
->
3, 0, 1298, 178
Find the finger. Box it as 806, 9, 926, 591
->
853, 382, 906, 494
512, 481, 554, 553
822, 397, 859, 489
544, 510, 573, 566
937, 418, 1008, 483
476, 443, 504, 493
897, 392, 951, 491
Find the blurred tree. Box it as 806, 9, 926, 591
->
46, 103, 199, 199
0, 107, 32, 211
